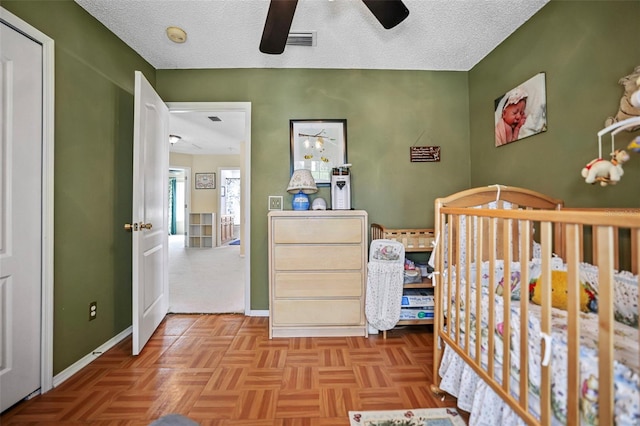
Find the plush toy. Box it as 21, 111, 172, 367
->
605, 65, 640, 131
630, 75, 640, 109
628, 136, 640, 153
580, 374, 600, 425
530, 270, 597, 313
581, 149, 630, 186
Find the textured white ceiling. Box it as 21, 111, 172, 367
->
73, 0, 550, 155
169, 110, 245, 155
74, 0, 549, 71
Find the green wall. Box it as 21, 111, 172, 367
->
4, 0, 639, 376
3, 0, 155, 374
156, 69, 470, 310
469, 0, 640, 206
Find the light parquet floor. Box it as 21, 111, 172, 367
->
1, 314, 465, 425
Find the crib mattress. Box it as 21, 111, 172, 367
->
439, 291, 639, 425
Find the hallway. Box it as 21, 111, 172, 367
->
169, 234, 245, 314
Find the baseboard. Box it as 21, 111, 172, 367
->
249, 309, 269, 317
52, 326, 132, 388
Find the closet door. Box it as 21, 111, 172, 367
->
0, 18, 43, 411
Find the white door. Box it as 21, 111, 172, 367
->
131, 71, 169, 355
0, 21, 42, 411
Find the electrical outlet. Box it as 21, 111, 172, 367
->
89, 301, 97, 321
268, 196, 283, 211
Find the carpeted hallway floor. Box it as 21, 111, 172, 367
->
168, 235, 245, 313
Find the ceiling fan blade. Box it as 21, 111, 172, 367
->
361, 0, 409, 29
259, 0, 299, 55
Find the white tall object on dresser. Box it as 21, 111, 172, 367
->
268, 210, 368, 338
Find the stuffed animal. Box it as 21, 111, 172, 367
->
581, 149, 630, 186
580, 374, 600, 425
628, 136, 640, 153
630, 75, 640, 108
605, 65, 640, 131
530, 270, 597, 313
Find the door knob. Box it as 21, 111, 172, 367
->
140, 222, 153, 230
124, 223, 137, 231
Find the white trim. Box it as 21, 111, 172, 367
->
0, 7, 55, 395
52, 327, 132, 388
167, 102, 252, 315
249, 310, 269, 317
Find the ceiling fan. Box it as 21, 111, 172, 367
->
259, 0, 410, 55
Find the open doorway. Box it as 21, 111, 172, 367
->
168, 167, 189, 245
166, 102, 251, 315
218, 167, 240, 246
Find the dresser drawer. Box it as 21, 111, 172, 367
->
272, 299, 362, 325
273, 218, 363, 244
274, 245, 362, 271
274, 272, 362, 298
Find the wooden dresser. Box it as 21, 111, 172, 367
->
268, 210, 368, 338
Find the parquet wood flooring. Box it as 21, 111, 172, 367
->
1, 314, 465, 425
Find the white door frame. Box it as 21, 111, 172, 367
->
167, 102, 251, 315
0, 7, 55, 394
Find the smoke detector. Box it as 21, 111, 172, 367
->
166, 26, 187, 43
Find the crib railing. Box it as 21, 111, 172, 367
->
432, 206, 640, 426
555, 208, 640, 274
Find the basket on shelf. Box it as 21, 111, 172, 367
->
370, 224, 435, 252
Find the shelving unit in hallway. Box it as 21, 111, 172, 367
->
188, 212, 215, 247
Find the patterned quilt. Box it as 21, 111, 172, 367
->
438, 260, 639, 425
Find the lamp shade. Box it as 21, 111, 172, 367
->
287, 169, 318, 194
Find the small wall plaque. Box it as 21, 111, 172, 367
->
195, 172, 216, 189
410, 146, 441, 162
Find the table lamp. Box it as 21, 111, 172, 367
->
287, 169, 318, 210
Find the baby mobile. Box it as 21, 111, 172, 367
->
582, 67, 640, 186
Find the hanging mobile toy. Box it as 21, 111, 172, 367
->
581, 150, 629, 186
581, 116, 639, 186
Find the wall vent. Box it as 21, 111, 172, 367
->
286, 31, 317, 47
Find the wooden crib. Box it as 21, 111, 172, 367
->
430, 185, 639, 425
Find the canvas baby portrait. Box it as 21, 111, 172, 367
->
495, 72, 548, 147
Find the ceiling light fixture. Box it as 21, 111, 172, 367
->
166, 26, 187, 43
169, 134, 182, 144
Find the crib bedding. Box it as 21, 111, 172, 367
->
438, 260, 640, 425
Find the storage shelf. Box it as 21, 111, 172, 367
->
396, 319, 433, 326
403, 277, 432, 289
370, 223, 435, 338
188, 213, 215, 248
